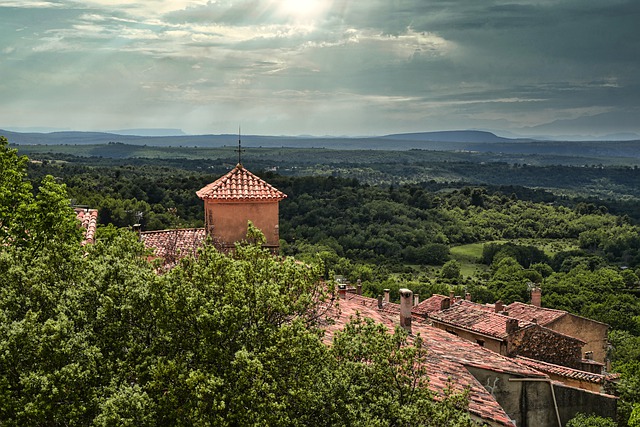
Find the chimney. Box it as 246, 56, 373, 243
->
413, 294, 420, 306
383, 289, 390, 304
495, 300, 504, 313
377, 295, 383, 309
132, 223, 142, 236
356, 279, 362, 296
465, 292, 471, 301
584, 351, 594, 361
531, 287, 542, 307
440, 297, 451, 310
506, 318, 519, 334
338, 284, 347, 299
399, 288, 413, 333
449, 291, 455, 303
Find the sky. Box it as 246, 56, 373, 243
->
0, 0, 639, 138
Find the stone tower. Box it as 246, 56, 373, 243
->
196, 164, 287, 251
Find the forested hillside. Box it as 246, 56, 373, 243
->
6, 137, 640, 425
1, 137, 475, 426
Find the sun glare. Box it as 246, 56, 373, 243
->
276, 0, 331, 23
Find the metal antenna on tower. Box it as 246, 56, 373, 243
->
235, 125, 245, 166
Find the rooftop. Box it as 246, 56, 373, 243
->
196, 164, 287, 201
412, 294, 449, 316
505, 302, 567, 325
429, 300, 534, 340
515, 356, 619, 386
74, 208, 98, 245
140, 228, 206, 259
324, 292, 550, 426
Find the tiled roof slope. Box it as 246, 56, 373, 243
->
430, 301, 534, 340
196, 164, 287, 201
505, 302, 567, 325
412, 294, 449, 316
515, 356, 618, 386
74, 208, 98, 245
140, 228, 206, 258
506, 301, 609, 327
325, 293, 547, 426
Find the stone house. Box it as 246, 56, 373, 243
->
506, 300, 609, 366
331, 289, 618, 426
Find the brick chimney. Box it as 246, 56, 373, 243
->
338, 284, 347, 299
440, 297, 451, 310
399, 288, 413, 333
356, 279, 362, 296
383, 289, 390, 304
506, 318, 519, 334
495, 300, 504, 313
531, 287, 542, 307
413, 294, 420, 306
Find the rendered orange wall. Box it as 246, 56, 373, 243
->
205, 200, 280, 246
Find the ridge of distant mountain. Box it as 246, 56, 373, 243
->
3, 128, 640, 159
379, 130, 522, 143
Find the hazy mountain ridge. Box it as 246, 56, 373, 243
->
3, 129, 640, 159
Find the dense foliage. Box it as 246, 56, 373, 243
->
9, 137, 640, 425
1, 137, 474, 426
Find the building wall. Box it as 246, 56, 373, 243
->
553, 383, 617, 425
509, 326, 583, 369
466, 366, 557, 427
466, 367, 617, 427
546, 315, 609, 365
205, 200, 280, 247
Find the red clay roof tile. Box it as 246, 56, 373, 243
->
429, 301, 534, 340
140, 228, 206, 258
505, 302, 567, 325
196, 164, 287, 201
74, 208, 98, 245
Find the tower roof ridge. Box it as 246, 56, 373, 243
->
196, 165, 287, 201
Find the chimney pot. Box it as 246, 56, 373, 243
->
338, 284, 347, 299
465, 292, 471, 301
449, 291, 455, 302
531, 286, 542, 307
356, 279, 362, 296
399, 288, 413, 333
413, 294, 420, 306
383, 289, 390, 304
506, 318, 519, 334
377, 295, 383, 309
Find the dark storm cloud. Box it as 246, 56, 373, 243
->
0, 0, 638, 136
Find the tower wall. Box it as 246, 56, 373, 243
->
205, 199, 280, 247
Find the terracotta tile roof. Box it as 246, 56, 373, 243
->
515, 356, 618, 385
505, 302, 567, 325
140, 228, 206, 258
412, 294, 449, 316
429, 301, 534, 340
324, 293, 550, 426
196, 164, 287, 201
74, 208, 98, 245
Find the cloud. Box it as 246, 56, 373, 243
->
0, 0, 638, 136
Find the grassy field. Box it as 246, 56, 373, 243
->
449, 243, 493, 278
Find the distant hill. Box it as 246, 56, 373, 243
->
378, 130, 524, 143
2, 128, 639, 159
